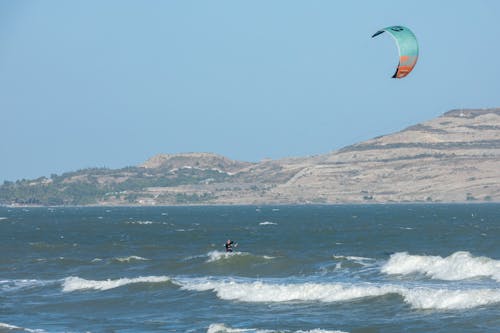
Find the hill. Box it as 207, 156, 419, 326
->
2, 108, 500, 206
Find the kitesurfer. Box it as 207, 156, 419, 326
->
225, 239, 235, 252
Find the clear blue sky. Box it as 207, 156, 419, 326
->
1, 0, 500, 182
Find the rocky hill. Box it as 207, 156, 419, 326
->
2, 108, 500, 205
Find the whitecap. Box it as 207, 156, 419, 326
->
126, 220, 155, 225
207, 323, 254, 333
206, 250, 249, 262
206, 251, 274, 263
332, 255, 375, 266
178, 278, 500, 310
180, 279, 399, 303
259, 221, 277, 226
0, 217, 8, 221
62, 275, 170, 292
114, 256, 150, 262
0, 279, 54, 292
0, 322, 45, 332
381, 251, 500, 282
401, 287, 500, 310
207, 323, 348, 333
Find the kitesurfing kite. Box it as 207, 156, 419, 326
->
372, 26, 418, 79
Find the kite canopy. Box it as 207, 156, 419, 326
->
372, 26, 418, 79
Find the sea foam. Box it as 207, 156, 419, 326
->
62, 276, 170, 292
401, 287, 500, 310
207, 323, 348, 333
206, 250, 274, 263
179, 278, 500, 310
0, 279, 54, 292
180, 279, 398, 303
381, 251, 500, 282
114, 256, 150, 262
259, 221, 277, 226
0, 322, 44, 332
332, 255, 375, 266
125, 220, 156, 225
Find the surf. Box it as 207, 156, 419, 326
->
61, 276, 171, 292
177, 277, 500, 310
381, 251, 500, 282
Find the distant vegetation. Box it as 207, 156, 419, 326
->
0, 166, 232, 206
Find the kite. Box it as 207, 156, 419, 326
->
372, 26, 418, 79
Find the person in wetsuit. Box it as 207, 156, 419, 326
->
225, 239, 235, 252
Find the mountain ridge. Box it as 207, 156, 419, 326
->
2, 108, 500, 206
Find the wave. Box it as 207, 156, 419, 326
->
113, 256, 150, 263
332, 255, 375, 267
402, 287, 500, 310
259, 221, 277, 226
207, 323, 348, 333
62, 276, 170, 292
180, 279, 398, 303
178, 278, 500, 310
125, 220, 157, 225
206, 251, 274, 263
0, 217, 8, 221
0, 279, 55, 293
381, 251, 500, 282
0, 322, 44, 333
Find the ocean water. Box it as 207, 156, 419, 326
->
0, 204, 499, 333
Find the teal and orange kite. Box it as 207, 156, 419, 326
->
372, 26, 418, 79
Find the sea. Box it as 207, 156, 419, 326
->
0, 204, 499, 333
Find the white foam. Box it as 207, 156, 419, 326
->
62, 276, 170, 292
179, 278, 500, 310
259, 221, 277, 226
114, 256, 150, 262
207, 323, 347, 333
206, 250, 245, 262
126, 220, 156, 225
0, 279, 53, 292
381, 251, 500, 282
180, 279, 399, 303
333, 255, 375, 266
206, 251, 274, 263
207, 323, 255, 333
401, 287, 500, 310
0, 322, 44, 332
0, 217, 8, 221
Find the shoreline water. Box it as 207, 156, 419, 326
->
1, 204, 499, 332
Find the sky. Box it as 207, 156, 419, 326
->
1, 0, 500, 182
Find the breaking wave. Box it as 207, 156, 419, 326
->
0, 279, 56, 293
206, 251, 274, 263
178, 278, 500, 310
0, 322, 44, 332
259, 221, 277, 226
113, 256, 150, 263
401, 287, 500, 310
125, 220, 157, 225
381, 251, 500, 282
62, 276, 170, 292
207, 323, 348, 333
332, 255, 375, 267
